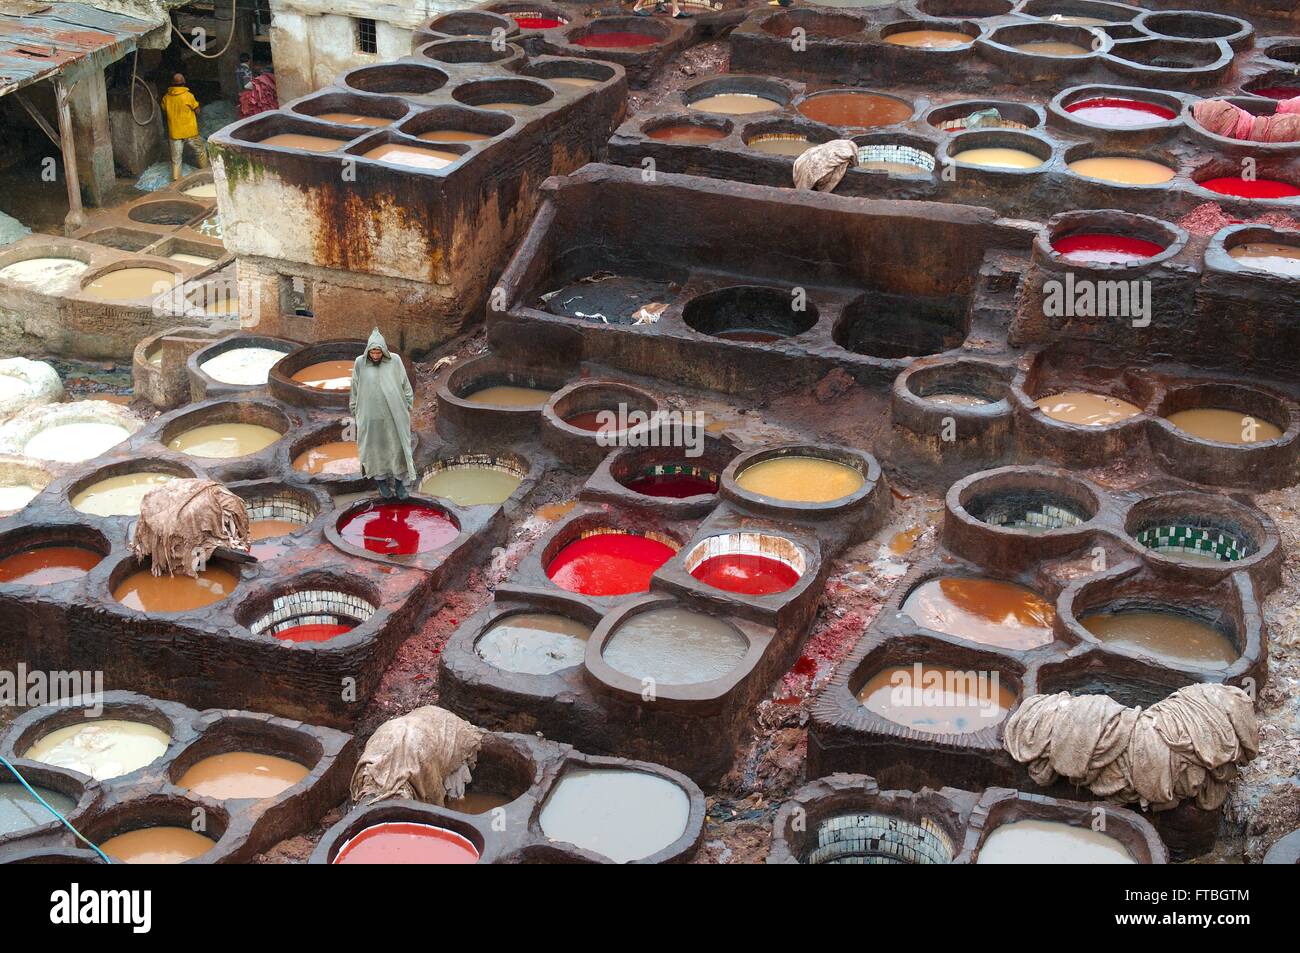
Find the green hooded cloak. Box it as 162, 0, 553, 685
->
349, 329, 416, 483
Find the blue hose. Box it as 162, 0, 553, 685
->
0, 754, 111, 864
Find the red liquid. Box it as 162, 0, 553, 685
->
797, 92, 911, 128
1051, 233, 1165, 264
1251, 86, 1300, 101
647, 123, 727, 144
575, 32, 659, 48
333, 822, 479, 864
1201, 177, 1300, 199
563, 410, 616, 432
514, 15, 563, 29
1065, 97, 1177, 126
273, 622, 354, 644
338, 502, 459, 555
0, 546, 102, 585
690, 554, 800, 596
624, 472, 717, 498
546, 532, 675, 596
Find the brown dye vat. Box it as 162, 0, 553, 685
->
293, 440, 361, 475
1036, 391, 1142, 426
169, 423, 281, 458
1016, 40, 1091, 55
856, 662, 1016, 734
315, 112, 391, 126
113, 566, 238, 612
259, 133, 347, 151
464, 384, 552, 406
552, 77, 600, 88
0, 546, 102, 585
648, 124, 728, 144
887, 30, 974, 48
363, 142, 461, 170
477, 101, 532, 111
1080, 610, 1238, 669
798, 93, 911, 128
250, 518, 302, 541
444, 791, 514, 813
749, 135, 814, 156
417, 129, 493, 143
1165, 409, 1282, 444
1068, 157, 1175, 185
99, 827, 216, 864
1228, 243, 1300, 278
290, 360, 354, 390
177, 752, 310, 800
901, 577, 1055, 650
82, 267, 177, 302
690, 93, 780, 115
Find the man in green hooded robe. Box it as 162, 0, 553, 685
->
350, 329, 416, 498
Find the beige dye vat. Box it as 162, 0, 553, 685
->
420, 464, 522, 505
1228, 242, 1300, 278
901, 577, 1055, 650
749, 135, 815, 157
977, 820, 1135, 864
417, 129, 493, 143
690, 93, 780, 115
293, 440, 360, 475
315, 112, 391, 126
71, 471, 174, 517
886, 30, 973, 48
363, 142, 461, 170
177, 751, 309, 800
199, 347, 288, 386
290, 360, 353, 390
463, 384, 552, 406
113, 566, 238, 612
475, 612, 591, 675
859, 159, 930, 174
736, 456, 864, 503
1037, 391, 1143, 426
1165, 408, 1282, 444
951, 147, 1043, 169
445, 791, 514, 813
168, 423, 281, 458
857, 662, 1016, 734
924, 393, 992, 407
1016, 40, 1091, 55
100, 827, 216, 864
81, 267, 177, 302
538, 767, 690, 863
24, 422, 130, 463
169, 253, 215, 266
1068, 157, 1175, 185
1080, 609, 1238, 668
250, 518, 302, 541
182, 182, 217, 198
602, 607, 747, 685
259, 133, 347, 151
25, 720, 170, 780
551, 76, 600, 88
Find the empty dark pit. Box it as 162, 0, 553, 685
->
1137, 11, 1250, 43
1107, 37, 1225, 71
127, 200, 206, 227
804, 811, 956, 864
522, 60, 616, 87
345, 64, 450, 97
422, 39, 518, 64
290, 91, 411, 126
682, 285, 817, 342
427, 10, 516, 37
1124, 493, 1269, 567
77, 227, 161, 252
400, 105, 515, 143
1018, 0, 1137, 24
453, 78, 554, 110
759, 9, 864, 38
903, 360, 1010, 407
917, 0, 1012, 16
833, 292, 968, 359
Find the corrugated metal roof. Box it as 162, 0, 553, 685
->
0, 2, 155, 95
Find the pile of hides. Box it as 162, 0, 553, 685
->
238, 73, 278, 119
135, 161, 197, 192
793, 139, 858, 192
1004, 683, 1258, 811
1192, 97, 1300, 143
129, 479, 249, 577
350, 706, 485, 806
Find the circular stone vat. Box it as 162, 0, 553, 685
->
1243, 73, 1300, 102
760, 9, 863, 38
292, 433, 360, 477
545, 527, 678, 596
493, 4, 569, 31
1050, 232, 1165, 264
1124, 492, 1269, 568
882, 20, 981, 50
733, 449, 866, 505
538, 766, 691, 862
645, 115, 731, 145
900, 358, 1010, 408
801, 810, 956, 864
1076, 603, 1239, 670
401, 104, 515, 143
797, 89, 912, 128
193, 337, 296, 389
615, 458, 718, 500
334, 822, 480, 864
1066, 149, 1177, 186
419, 453, 526, 507
98, 824, 217, 864
686, 78, 789, 116
160, 402, 288, 460
127, 199, 206, 226
445, 357, 565, 410
1041, 209, 1184, 269
336, 500, 460, 556
0, 357, 62, 420
684, 531, 806, 596
927, 99, 1039, 132
961, 479, 1096, 532
902, 576, 1055, 649
25, 718, 170, 780
833, 292, 967, 359
426, 9, 515, 37
176, 751, 309, 801
344, 64, 449, 98
0, 526, 107, 587
976, 818, 1135, 863
542, 271, 681, 325
856, 140, 937, 175
421, 38, 518, 64
0, 458, 51, 514
570, 16, 667, 50
856, 660, 1018, 734
291, 91, 411, 127
476, 610, 592, 675
987, 21, 1106, 57
246, 585, 377, 644
80, 261, 181, 303
917, 0, 1012, 15
546, 380, 663, 440
0, 252, 88, 292
1018, 0, 1137, 26
1221, 232, 1300, 278
112, 557, 241, 613
69, 461, 193, 517
943, 130, 1052, 170
0, 401, 140, 464
682, 285, 816, 343
235, 483, 322, 556
742, 119, 835, 158
1161, 391, 1285, 445
1196, 171, 1300, 200
1136, 10, 1251, 45
519, 58, 614, 89
1056, 86, 1180, 128
602, 605, 748, 685
452, 78, 553, 111
0, 773, 81, 837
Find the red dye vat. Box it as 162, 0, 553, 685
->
647, 123, 728, 144
563, 410, 616, 432
1200, 176, 1300, 199
338, 502, 459, 555
333, 822, 480, 864
1065, 97, 1177, 126
575, 31, 659, 48
546, 532, 675, 595
274, 623, 354, 644
0, 546, 102, 585
1051, 233, 1165, 264
624, 472, 717, 498
691, 554, 800, 596
514, 15, 563, 29
1251, 87, 1300, 101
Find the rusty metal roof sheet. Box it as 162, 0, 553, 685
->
0, 2, 154, 95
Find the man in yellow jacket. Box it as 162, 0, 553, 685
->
161, 73, 207, 181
